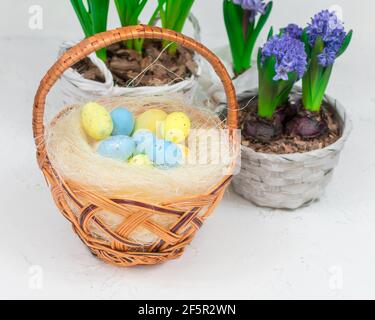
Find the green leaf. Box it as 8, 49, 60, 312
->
310, 64, 333, 111
301, 28, 311, 58
241, 1, 273, 71
337, 30, 353, 58
158, 0, 195, 54
89, 0, 109, 34
70, 0, 109, 61
267, 26, 274, 40
224, 0, 245, 73
70, 0, 92, 38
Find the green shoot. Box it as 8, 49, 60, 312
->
158, 0, 195, 55
302, 30, 353, 112
223, 0, 273, 75
70, 0, 110, 61
114, 0, 162, 54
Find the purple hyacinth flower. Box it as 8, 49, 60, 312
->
274, 65, 289, 81
283, 23, 303, 39
261, 34, 307, 81
233, 0, 267, 22
306, 10, 347, 67
318, 48, 337, 67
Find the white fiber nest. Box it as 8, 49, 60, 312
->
45, 95, 234, 203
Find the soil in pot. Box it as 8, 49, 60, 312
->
72, 40, 198, 87
239, 94, 341, 154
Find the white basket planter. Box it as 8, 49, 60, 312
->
58, 14, 202, 104
199, 45, 258, 112
232, 91, 352, 210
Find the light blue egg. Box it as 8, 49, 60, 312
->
110, 107, 135, 136
133, 130, 156, 155
97, 135, 135, 161
146, 139, 182, 168
164, 142, 183, 167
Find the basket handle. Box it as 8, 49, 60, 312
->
33, 25, 238, 154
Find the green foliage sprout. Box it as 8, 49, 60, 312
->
301, 30, 353, 112
114, 0, 162, 54
70, 0, 110, 61
223, 0, 273, 75
158, 0, 196, 55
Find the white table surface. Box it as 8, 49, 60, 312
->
1, 0, 375, 300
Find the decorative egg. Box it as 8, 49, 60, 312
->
133, 130, 156, 155
146, 139, 182, 168
81, 102, 113, 140
110, 107, 135, 136
164, 142, 183, 167
128, 154, 153, 167
134, 109, 167, 134
97, 135, 135, 161
177, 144, 190, 158
162, 112, 191, 143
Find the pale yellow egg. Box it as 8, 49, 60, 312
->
128, 154, 153, 167
134, 109, 167, 135
81, 102, 113, 140
162, 112, 191, 143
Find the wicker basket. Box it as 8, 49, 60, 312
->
232, 90, 352, 210
33, 25, 238, 267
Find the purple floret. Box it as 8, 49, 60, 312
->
306, 10, 347, 67
318, 47, 337, 67
283, 23, 303, 39
233, 0, 267, 22
261, 34, 307, 81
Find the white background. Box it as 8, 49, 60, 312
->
1, 0, 375, 299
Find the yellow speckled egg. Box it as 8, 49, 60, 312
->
134, 109, 167, 135
81, 102, 113, 140
163, 112, 191, 143
128, 154, 153, 167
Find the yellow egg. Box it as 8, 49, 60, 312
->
81, 102, 113, 140
129, 154, 152, 166
134, 109, 167, 135
164, 128, 186, 144
128, 154, 153, 167
162, 112, 191, 143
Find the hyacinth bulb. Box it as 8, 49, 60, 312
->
243, 115, 282, 143
286, 113, 328, 139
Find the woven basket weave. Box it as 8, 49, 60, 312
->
33, 25, 238, 267
232, 91, 351, 210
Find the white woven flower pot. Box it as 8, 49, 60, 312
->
232, 91, 352, 209
58, 14, 202, 104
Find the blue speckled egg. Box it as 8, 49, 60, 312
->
110, 107, 135, 136
146, 139, 182, 168
133, 130, 156, 155
97, 135, 135, 161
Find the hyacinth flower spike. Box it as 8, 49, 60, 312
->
224, 0, 273, 75
257, 30, 307, 118
302, 10, 353, 113
243, 29, 307, 142
283, 10, 353, 139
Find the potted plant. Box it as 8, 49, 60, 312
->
232, 10, 353, 209
200, 0, 272, 110
59, 0, 202, 103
